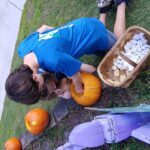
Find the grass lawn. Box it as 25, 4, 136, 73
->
0, 0, 150, 149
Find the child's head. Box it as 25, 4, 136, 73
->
5, 65, 59, 104
5, 64, 41, 104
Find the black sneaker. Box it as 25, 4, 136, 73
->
113, 0, 128, 5
97, 0, 114, 14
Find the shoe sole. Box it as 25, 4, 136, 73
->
97, 0, 113, 8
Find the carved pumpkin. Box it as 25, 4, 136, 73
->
4, 137, 22, 150
70, 72, 101, 106
25, 108, 50, 135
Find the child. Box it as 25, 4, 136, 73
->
5, 0, 128, 104
5, 64, 71, 104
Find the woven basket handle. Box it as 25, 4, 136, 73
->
115, 51, 137, 67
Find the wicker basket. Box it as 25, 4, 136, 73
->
97, 26, 150, 88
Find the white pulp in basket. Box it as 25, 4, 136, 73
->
112, 32, 150, 71
112, 56, 134, 71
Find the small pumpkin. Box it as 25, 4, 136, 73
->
70, 72, 101, 106
25, 108, 50, 135
4, 137, 22, 150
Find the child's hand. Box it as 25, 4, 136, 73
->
74, 84, 84, 95
57, 78, 72, 99
55, 89, 64, 95
71, 72, 84, 95
59, 90, 72, 99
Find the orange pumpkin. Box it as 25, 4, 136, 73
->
25, 108, 50, 135
4, 137, 22, 150
70, 72, 101, 106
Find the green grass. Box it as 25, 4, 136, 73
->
0, 0, 150, 149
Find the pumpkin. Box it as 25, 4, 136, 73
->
25, 108, 50, 135
4, 137, 22, 150
70, 72, 101, 106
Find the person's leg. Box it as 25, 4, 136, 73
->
99, 13, 107, 25
113, 1, 127, 39
97, 0, 114, 25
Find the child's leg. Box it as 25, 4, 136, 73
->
99, 13, 107, 25
95, 1, 117, 57
113, 2, 127, 39
97, 0, 114, 25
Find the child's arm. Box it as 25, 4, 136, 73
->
37, 25, 54, 33
80, 63, 96, 73
57, 78, 72, 99
70, 72, 83, 95
70, 63, 96, 94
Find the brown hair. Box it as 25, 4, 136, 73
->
5, 64, 61, 105
5, 64, 40, 104
40, 73, 59, 100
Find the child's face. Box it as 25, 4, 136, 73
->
46, 80, 57, 95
